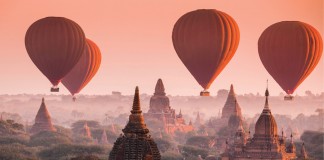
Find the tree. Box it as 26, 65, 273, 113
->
29, 131, 72, 147
161, 151, 183, 160
186, 136, 213, 149
155, 138, 173, 153
300, 131, 324, 160
0, 143, 37, 160
38, 144, 109, 160
179, 145, 209, 159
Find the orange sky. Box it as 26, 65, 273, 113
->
0, 0, 323, 96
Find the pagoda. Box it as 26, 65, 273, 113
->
81, 122, 92, 138
30, 98, 56, 134
144, 79, 193, 134
100, 129, 109, 145
221, 87, 297, 160
109, 87, 161, 160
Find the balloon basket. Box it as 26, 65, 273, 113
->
72, 96, 76, 102
200, 91, 210, 96
50, 87, 59, 92
284, 95, 294, 101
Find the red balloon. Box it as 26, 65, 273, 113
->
62, 39, 101, 96
25, 17, 86, 89
172, 9, 240, 93
258, 21, 323, 94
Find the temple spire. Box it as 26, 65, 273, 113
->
122, 86, 149, 135
100, 129, 108, 145
229, 84, 235, 95
262, 80, 271, 115
131, 86, 141, 114
300, 142, 308, 159
154, 79, 166, 96
30, 98, 56, 134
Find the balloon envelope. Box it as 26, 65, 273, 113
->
172, 9, 240, 90
25, 17, 86, 87
258, 21, 323, 94
62, 39, 102, 96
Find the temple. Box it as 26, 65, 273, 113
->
214, 84, 243, 131
109, 86, 161, 160
100, 129, 109, 145
30, 98, 56, 134
144, 79, 194, 134
221, 87, 297, 160
211, 85, 244, 149
81, 122, 92, 138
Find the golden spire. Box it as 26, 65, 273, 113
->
122, 86, 149, 135
262, 80, 271, 114
131, 86, 141, 114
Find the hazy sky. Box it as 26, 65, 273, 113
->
0, 0, 323, 96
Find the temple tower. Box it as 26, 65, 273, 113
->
30, 98, 56, 134
109, 87, 161, 160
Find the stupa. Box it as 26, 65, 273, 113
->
30, 98, 56, 134
109, 87, 161, 160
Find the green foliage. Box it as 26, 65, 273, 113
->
0, 143, 37, 160
73, 135, 94, 144
161, 151, 183, 160
179, 145, 209, 159
29, 131, 72, 147
70, 154, 100, 160
54, 125, 72, 137
90, 127, 118, 145
217, 126, 230, 137
300, 130, 324, 160
155, 138, 173, 153
0, 135, 29, 145
38, 144, 109, 160
186, 136, 212, 149
0, 119, 26, 135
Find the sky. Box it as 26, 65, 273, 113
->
0, 0, 323, 96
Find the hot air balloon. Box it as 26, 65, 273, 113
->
172, 9, 240, 96
62, 39, 101, 100
258, 21, 323, 100
25, 17, 86, 92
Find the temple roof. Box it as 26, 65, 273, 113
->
30, 98, 56, 134
254, 87, 278, 136
123, 86, 149, 135
221, 84, 242, 120
154, 79, 166, 96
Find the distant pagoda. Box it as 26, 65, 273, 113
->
100, 129, 109, 145
109, 87, 161, 160
221, 87, 297, 159
81, 122, 92, 139
221, 84, 242, 120
144, 79, 193, 134
213, 84, 244, 133
30, 98, 56, 134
